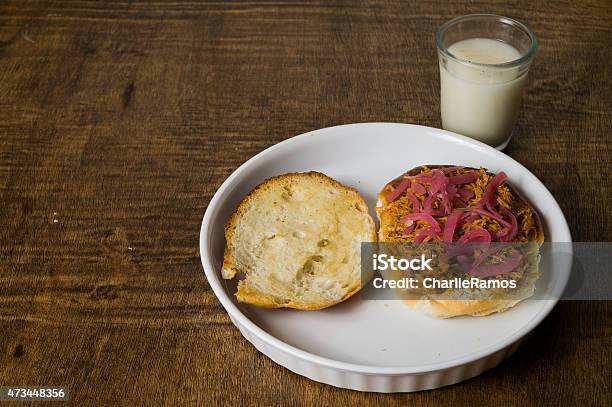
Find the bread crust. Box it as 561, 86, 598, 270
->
377, 165, 544, 318
222, 171, 377, 310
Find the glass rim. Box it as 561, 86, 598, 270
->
435, 14, 538, 69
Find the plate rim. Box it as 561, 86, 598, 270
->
199, 122, 572, 375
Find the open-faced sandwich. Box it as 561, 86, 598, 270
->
376, 165, 544, 317
222, 172, 376, 310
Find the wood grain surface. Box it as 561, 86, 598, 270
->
0, 0, 610, 405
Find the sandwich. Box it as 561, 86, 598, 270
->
376, 165, 544, 317
222, 171, 376, 310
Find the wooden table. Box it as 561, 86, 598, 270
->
1, 1, 610, 405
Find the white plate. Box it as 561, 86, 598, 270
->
199, 123, 571, 392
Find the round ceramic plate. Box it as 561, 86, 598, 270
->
199, 123, 571, 392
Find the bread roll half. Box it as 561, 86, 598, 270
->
222, 172, 376, 310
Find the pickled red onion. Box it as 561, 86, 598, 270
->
412, 182, 426, 195
413, 227, 439, 243
453, 197, 467, 207
386, 178, 410, 202
458, 228, 492, 244
497, 206, 519, 242
406, 191, 420, 212
458, 188, 475, 200
443, 166, 465, 173
448, 171, 478, 185
470, 254, 523, 277
479, 171, 507, 215
401, 213, 441, 233
402, 223, 415, 236
443, 211, 462, 242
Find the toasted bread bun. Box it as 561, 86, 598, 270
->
222, 172, 376, 310
377, 165, 544, 318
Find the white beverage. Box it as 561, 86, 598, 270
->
440, 38, 526, 148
